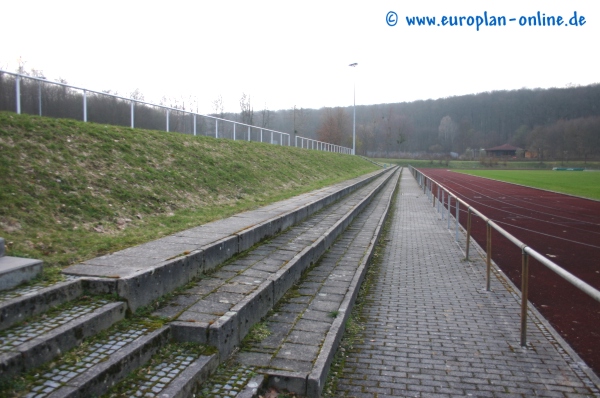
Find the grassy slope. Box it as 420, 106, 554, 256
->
0, 112, 378, 272
455, 170, 600, 200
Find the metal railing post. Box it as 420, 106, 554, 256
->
38, 82, 42, 116
83, 90, 87, 122
193, 114, 196, 136
248, 126, 251, 141
166, 110, 169, 132
233, 123, 236, 140
486, 222, 492, 291
520, 250, 530, 347
260, 129, 263, 142
131, 101, 135, 128
441, 190, 445, 220
447, 194, 451, 229
215, 119, 219, 138
466, 208, 472, 260
15, 75, 21, 114
455, 200, 460, 241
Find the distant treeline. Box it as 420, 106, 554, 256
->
1, 70, 599, 159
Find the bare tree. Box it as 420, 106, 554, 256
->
239, 93, 253, 125
212, 95, 224, 118
438, 115, 458, 152
317, 107, 350, 146
260, 102, 271, 128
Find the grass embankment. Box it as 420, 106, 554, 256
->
0, 112, 378, 275
375, 158, 600, 170
455, 169, 600, 200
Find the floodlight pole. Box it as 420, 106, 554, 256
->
349, 63, 358, 155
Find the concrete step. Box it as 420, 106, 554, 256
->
231, 168, 400, 397
0, 297, 126, 379
159, 168, 397, 360
0, 276, 83, 331
62, 168, 389, 312
0, 255, 43, 291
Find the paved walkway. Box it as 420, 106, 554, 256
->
334, 171, 600, 397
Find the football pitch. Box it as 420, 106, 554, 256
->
456, 170, 600, 200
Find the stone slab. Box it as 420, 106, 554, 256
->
0, 256, 43, 291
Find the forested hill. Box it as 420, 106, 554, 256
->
354, 84, 600, 157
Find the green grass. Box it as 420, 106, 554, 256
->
374, 158, 600, 170
455, 170, 600, 200
0, 111, 378, 274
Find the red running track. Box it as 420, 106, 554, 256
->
419, 168, 600, 376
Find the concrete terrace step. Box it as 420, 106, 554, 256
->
21, 323, 171, 398
157, 168, 397, 359
62, 168, 388, 312
0, 297, 126, 379
233, 169, 400, 397
0, 276, 83, 331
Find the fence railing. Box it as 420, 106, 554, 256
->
409, 165, 600, 347
295, 135, 352, 155
0, 69, 352, 154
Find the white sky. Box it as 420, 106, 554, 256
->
2, 0, 598, 114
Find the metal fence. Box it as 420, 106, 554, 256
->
295, 135, 352, 155
409, 165, 600, 347
0, 69, 352, 154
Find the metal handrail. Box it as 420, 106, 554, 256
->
295, 135, 352, 155
408, 165, 600, 347
1, 69, 349, 154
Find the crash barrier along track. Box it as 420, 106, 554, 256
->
409, 166, 600, 383
0, 166, 397, 397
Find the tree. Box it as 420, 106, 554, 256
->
260, 103, 271, 128
212, 95, 224, 118
239, 93, 253, 125
317, 107, 349, 146
438, 115, 458, 152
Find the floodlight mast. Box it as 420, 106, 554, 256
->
349, 63, 357, 155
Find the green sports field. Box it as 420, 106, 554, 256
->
456, 170, 600, 200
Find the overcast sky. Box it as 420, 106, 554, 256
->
2, 0, 598, 114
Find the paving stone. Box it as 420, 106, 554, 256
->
334, 170, 600, 398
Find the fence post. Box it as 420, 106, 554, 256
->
465, 208, 472, 260
166, 110, 169, 132
215, 119, 218, 138
193, 114, 197, 136
441, 190, 445, 220
131, 101, 135, 129
520, 249, 530, 347
248, 126, 250, 141
260, 129, 263, 142
15, 75, 21, 114
38, 81, 42, 116
83, 90, 87, 122
447, 194, 451, 229
233, 123, 236, 140
455, 200, 460, 241
486, 222, 492, 291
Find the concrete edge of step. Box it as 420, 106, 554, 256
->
0, 301, 127, 379
0, 278, 84, 331
68, 168, 391, 313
